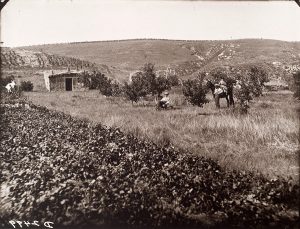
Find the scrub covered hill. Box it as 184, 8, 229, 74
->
0, 47, 126, 89
0, 47, 96, 69
20, 39, 300, 80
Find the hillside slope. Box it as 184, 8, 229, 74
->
20, 40, 197, 71
1, 47, 95, 69
0, 47, 129, 82
3, 39, 300, 84
21, 39, 300, 78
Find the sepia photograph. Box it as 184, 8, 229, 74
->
0, 0, 299, 228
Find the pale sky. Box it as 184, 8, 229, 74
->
1, 0, 300, 47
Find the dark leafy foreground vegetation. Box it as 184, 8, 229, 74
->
0, 102, 299, 229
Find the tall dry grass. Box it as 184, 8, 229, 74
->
25, 90, 299, 182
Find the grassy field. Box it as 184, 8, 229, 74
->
24, 89, 299, 182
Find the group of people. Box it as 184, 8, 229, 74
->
157, 78, 231, 108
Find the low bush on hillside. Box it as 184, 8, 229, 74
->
124, 74, 148, 103
240, 66, 269, 97
233, 81, 252, 114
79, 71, 123, 97
209, 67, 236, 89
20, 80, 34, 92
291, 71, 300, 99
167, 74, 180, 87
0, 103, 298, 228
182, 78, 209, 107
124, 63, 175, 104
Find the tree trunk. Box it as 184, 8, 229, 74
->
215, 94, 220, 109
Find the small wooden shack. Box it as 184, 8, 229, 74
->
44, 69, 88, 92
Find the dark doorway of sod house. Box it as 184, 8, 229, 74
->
65, 78, 72, 91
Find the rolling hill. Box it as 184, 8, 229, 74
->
0, 47, 124, 78
0, 47, 128, 90
1, 47, 96, 70
20, 39, 300, 80
0, 47, 129, 88
2, 39, 300, 87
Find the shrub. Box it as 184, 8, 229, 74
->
139, 63, 174, 96
210, 67, 228, 82
79, 71, 107, 90
79, 71, 122, 97
232, 65, 269, 97
155, 75, 171, 95
245, 66, 269, 97
124, 63, 175, 103
292, 71, 300, 99
209, 68, 236, 91
78, 71, 92, 88
98, 76, 113, 96
92, 72, 107, 90
141, 63, 157, 95
110, 80, 123, 97
20, 81, 34, 92
98, 78, 123, 97
182, 78, 209, 107
124, 74, 149, 103
234, 81, 252, 114
167, 74, 180, 87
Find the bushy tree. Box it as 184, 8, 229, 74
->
209, 65, 269, 97
155, 75, 171, 95
91, 72, 107, 90
124, 74, 149, 103
182, 78, 209, 107
20, 81, 34, 92
123, 83, 138, 103
142, 63, 157, 95
231, 64, 269, 97
210, 67, 228, 82
167, 74, 180, 87
128, 63, 174, 97
244, 66, 269, 97
98, 75, 113, 96
124, 63, 177, 103
79, 71, 122, 97
234, 81, 252, 114
292, 71, 300, 99
79, 71, 103, 89
209, 67, 236, 88
78, 71, 92, 88
110, 80, 123, 97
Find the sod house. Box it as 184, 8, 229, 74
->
44, 69, 88, 92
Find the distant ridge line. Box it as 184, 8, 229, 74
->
19, 38, 299, 48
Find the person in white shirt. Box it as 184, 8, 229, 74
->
159, 91, 170, 108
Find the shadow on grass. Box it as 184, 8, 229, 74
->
197, 112, 217, 116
